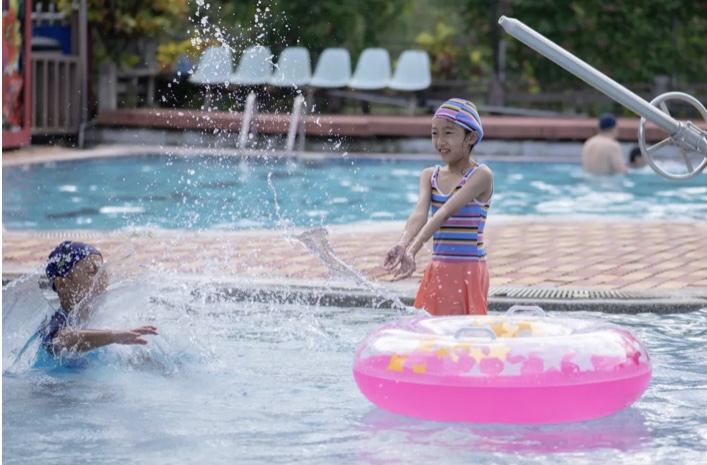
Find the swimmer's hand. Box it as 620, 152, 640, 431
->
394, 252, 416, 280
112, 326, 159, 345
383, 243, 406, 271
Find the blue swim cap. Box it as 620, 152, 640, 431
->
599, 113, 617, 130
45, 241, 101, 292
433, 98, 484, 143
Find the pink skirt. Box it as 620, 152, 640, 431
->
414, 260, 489, 316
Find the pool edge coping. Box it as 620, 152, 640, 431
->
3, 144, 587, 167
3, 272, 706, 314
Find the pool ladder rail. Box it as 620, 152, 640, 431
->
238, 92, 258, 152
237, 91, 306, 158
286, 94, 307, 157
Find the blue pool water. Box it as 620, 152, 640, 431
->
2, 154, 705, 230
2, 273, 706, 464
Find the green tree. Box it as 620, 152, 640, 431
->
420, 0, 707, 87
190, 0, 413, 58
457, 0, 707, 87
57, 0, 190, 68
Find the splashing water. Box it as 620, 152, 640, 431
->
265, 168, 415, 313
292, 227, 417, 313
1, 242, 222, 376
2, 270, 55, 373
184, 1, 418, 314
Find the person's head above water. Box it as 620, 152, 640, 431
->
432, 98, 484, 159
598, 113, 620, 137
45, 241, 105, 311
629, 146, 646, 168
598, 113, 617, 131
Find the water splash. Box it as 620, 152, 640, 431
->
292, 227, 415, 313
2, 269, 55, 373
262, 159, 413, 312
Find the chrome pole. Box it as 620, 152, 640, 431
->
498, 15, 707, 177
498, 16, 677, 133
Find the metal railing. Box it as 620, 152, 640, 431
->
238, 92, 258, 150
286, 95, 306, 155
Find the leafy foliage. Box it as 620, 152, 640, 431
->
189, 0, 413, 59
415, 22, 491, 80
458, 0, 707, 86
56, 0, 189, 67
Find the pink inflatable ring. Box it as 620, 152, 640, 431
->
353, 306, 651, 424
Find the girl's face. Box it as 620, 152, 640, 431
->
55, 254, 107, 309
431, 118, 477, 164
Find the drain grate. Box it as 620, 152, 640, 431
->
489, 287, 665, 300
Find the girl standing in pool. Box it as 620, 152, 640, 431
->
383, 98, 493, 315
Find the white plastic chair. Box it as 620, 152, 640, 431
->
388, 50, 431, 91
189, 46, 233, 85
230, 45, 274, 85
348, 48, 391, 90
309, 48, 351, 88
270, 46, 312, 87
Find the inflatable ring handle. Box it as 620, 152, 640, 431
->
454, 327, 497, 340
505, 305, 547, 317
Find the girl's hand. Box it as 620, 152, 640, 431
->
394, 252, 416, 280
383, 243, 406, 271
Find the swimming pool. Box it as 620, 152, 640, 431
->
3, 274, 706, 464
2, 154, 705, 230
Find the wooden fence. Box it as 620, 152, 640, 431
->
31, 52, 81, 134
30, 1, 83, 136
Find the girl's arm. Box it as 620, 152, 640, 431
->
50, 326, 159, 354
383, 168, 433, 270
407, 166, 493, 258
397, 167, 434, 247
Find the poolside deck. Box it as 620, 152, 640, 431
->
3, 218, 706, 312
95, 108, 707, 142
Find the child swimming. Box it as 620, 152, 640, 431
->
37, 241, 158, 358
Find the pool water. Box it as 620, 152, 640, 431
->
2, 154, 705, 230
3, 273, 706, 464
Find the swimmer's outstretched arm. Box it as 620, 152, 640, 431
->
50, 326, 159, 354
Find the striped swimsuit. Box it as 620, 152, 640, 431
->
414, 165, 492, 315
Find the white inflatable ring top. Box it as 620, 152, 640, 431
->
353, 306, 652, 424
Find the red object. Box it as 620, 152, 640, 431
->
2, 0, 32, 149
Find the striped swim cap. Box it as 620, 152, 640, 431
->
433, 98, 484, 143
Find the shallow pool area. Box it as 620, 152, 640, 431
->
3, 272, 706, 464
2, 154, 705, 230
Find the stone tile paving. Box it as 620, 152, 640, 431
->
3, 219, 706, 293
